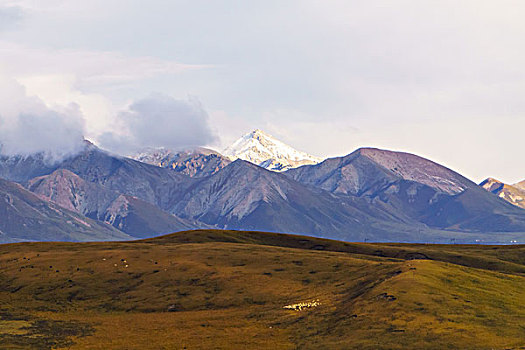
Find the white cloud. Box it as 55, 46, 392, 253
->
0, 75, 85, 162
0, 1, 524, 182
98, 94, 217, 155
0, 42, 211, 142
17, 74, 116, 140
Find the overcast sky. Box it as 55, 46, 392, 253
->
0, 0, 524, 183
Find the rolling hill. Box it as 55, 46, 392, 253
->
0, 229, 523, 349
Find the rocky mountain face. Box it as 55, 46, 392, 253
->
0, 153, 60, 184
0, 143, 206, 242
169, 160, 399, 240
286, 148, 470, 196
285, 148, 525, 233
28, 169, 118, 215
1, 137, 525, 244
0, 143, 193, 208
480, 178, 525, 209
223, 129, 321, 171
58, 143, 195, 210
132, 147, 231, 177
28, 169, 197, 237
0, 177, 130, 243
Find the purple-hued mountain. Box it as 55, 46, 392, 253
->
0, 133, 524, 244
285, 148, 525, 233
132, 147, 231, 177
286, 148, 470, 196
168, 159, 401, 240
0, 177, 130, 243
28, 169, 198, 238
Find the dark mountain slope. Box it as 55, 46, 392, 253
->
27, 169, 198, 238
170, 160, 418, 241
0, 142, 195, 210
286, 148, 525, 232
0, 178, 130, 243
422, 187, 525, 232
58, 143, 194, 210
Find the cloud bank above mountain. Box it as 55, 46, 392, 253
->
0, 76, 85, 162
1, 1, 525, 182
98, 94, 217, 155
0, 61, 217, 160
0, 77, 217, 159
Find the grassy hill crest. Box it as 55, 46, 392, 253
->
1, 229, 524, 349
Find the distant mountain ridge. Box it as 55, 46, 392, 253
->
285, 148, 525, 233
285, 148, 470, 196
132, 147, 230, 178
168, 159, 400, 240
513, 180, 525, 192
223, 129, 321, 171
28, 169, 197, 237
0, 177, 130, 243
0, 133, 524, 244
480, 178, 525, 209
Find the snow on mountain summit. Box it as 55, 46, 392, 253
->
223, 129, 322, 171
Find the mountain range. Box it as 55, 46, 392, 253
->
0, 129, 524, 243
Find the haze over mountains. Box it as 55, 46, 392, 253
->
0, 129, 524, 244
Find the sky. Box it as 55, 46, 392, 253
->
0, 0, 524, 183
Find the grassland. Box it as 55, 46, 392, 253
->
0, 229, 524, 349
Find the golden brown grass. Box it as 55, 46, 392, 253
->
0, 230, 524, 349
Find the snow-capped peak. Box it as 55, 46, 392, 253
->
223, 129, 322, 171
